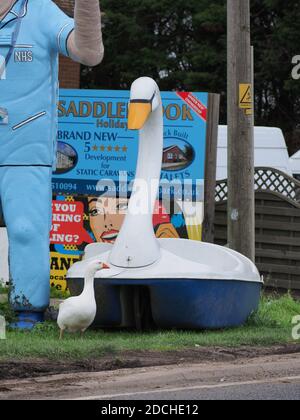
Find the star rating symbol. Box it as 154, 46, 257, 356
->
96, 145, 128, 153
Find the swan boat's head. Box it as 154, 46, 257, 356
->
128, 77, 161, 130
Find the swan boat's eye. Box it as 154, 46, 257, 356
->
130, 92, 156, 109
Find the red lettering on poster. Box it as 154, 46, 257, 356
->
50, 201, 93, 245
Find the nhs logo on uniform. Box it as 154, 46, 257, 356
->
14, 50, 33, 63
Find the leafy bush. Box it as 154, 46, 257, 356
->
0, 301, 17, 324
247, 293, 300, 328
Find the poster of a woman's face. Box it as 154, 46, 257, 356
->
88, 196, 181, 243
88, 197, 128, 243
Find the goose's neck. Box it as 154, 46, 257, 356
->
109, 100, 163, 268
81, 272, 96, 298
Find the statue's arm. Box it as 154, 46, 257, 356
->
67, 0, 104, 67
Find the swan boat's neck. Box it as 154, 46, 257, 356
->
109, 91, 163, 268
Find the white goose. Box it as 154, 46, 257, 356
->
57, 260, 108, 339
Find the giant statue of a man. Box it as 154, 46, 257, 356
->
0, 0, 104, 328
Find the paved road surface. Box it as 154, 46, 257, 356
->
102, 379, 300, 400
0, 353, 299, 400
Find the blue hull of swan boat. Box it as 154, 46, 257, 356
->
67, 239, 262, 330
67, 278, 262, 330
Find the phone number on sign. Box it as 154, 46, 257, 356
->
52, 182, 77, 192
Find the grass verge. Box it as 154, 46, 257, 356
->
0, 285, 8, 295
0, 293, 299, 361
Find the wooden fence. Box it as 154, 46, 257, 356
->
215, 167, 300, 290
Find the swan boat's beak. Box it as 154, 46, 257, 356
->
128, 94, 155, 130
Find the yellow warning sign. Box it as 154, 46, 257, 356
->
239, 84, 253, 115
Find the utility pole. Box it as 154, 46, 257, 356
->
227, 0, 255, 261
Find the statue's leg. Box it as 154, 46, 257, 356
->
0, 166, 52, 328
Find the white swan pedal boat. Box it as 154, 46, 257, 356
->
67, 77, 262, 330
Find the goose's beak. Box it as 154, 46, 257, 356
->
102, 263, 110, 270
128, 102, 152, 130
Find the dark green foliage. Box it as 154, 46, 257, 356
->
82, 1, 300, 153
0, 301, 16, 324
82, 0, 227, 118
251, 0, 300, 153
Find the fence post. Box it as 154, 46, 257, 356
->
203, 93, 220, 243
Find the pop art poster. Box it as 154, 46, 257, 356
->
50, 194, 202, 290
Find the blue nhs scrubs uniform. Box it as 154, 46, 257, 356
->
0, 0, 74, 315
